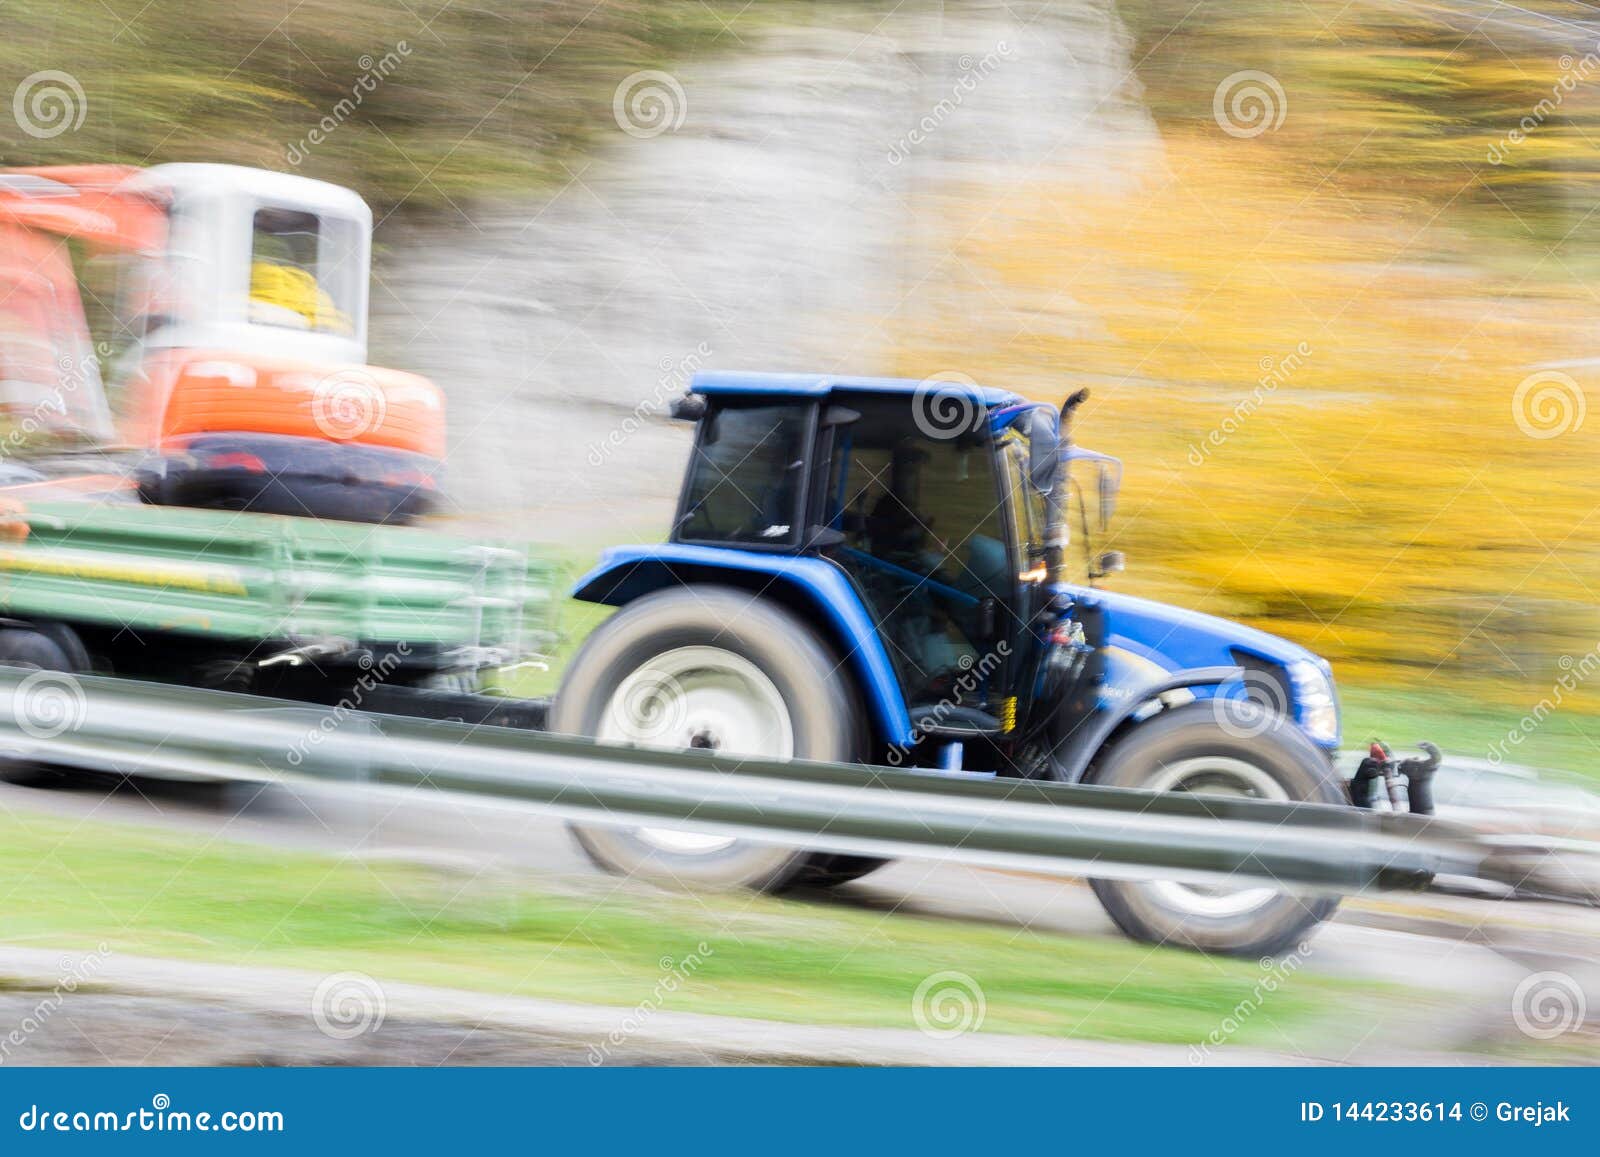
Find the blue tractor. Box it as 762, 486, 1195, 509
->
553, 372, 1353, 955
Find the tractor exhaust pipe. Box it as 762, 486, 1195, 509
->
1046, 389, 1091, 588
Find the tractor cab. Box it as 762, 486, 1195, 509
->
662, 372, 1103, 772
0, 163, 443, 523
668, 380, 1043, 742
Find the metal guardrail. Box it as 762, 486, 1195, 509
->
0, 669, 1586, 903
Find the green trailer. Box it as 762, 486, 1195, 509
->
0, 499, 556, 713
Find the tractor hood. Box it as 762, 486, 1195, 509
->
1083, 585, 1323, 673
1082, 584, 1340, 749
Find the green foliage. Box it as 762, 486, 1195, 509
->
1119, 0, 1600, 255
1, 0, 763, 212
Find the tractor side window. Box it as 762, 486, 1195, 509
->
824, 399, 1012, 709
676, 403, 809, 547
249, 208, 358, 335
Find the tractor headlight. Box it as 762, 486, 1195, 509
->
1287, 659, 1340, 746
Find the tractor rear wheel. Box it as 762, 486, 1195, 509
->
1081, 700, 1344, 957
552, 586, 885, 892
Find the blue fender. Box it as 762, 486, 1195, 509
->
570, 544, 915, 747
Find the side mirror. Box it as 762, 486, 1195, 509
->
1097, 461, 1120, 529
1027, 407, 1060, 494
1093, 550, 1125, 578
668, 393, 707, 422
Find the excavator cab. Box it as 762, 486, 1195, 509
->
0, 163, 444, 523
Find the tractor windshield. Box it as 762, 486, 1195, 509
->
998, 429, 1051, 581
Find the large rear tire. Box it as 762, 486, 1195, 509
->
552, 586, 885, 891
1081, 700, 1344, 957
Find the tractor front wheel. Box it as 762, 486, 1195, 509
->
552, 586, 884, 891
1081, 700, 1345, 957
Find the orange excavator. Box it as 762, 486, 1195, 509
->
0, 163, 444, 523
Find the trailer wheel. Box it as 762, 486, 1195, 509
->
0, 628, 83, 786
1082, 700, 1344, 957
552, 586, 884, 891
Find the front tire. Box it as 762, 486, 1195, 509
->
552, 586, 885, 891
1081, 700, 1344, 957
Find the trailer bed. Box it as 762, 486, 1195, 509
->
0, 500, 555, 658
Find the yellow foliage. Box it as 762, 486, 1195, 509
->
884, 133, 1600, 702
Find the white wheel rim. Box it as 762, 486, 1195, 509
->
1142, 757, 1287, 919
598, 646, 793, 856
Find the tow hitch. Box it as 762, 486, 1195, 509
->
1350, 740, 1442, 815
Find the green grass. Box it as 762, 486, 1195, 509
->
0, 809, 1381, 1046
1341, 682, 1600, 789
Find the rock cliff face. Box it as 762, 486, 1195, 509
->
368, 1, 1157, 542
